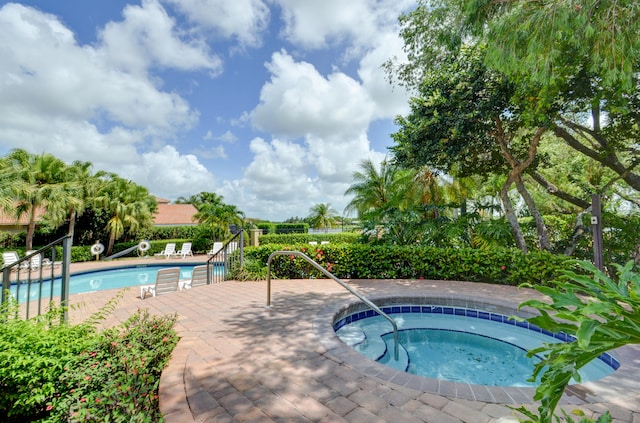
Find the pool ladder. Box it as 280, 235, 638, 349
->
266, 250, 399, 361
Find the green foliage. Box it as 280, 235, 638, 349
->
44, 310, 179, 422
228, 257, 268, 281
307, 203, 340, 231
244, 243, 568, 286
514, 261, 640, 423
137, 225, 199, 242
258, 232, 359, 245
0, 293, 178, 422
256, 222, 309, 234
0, 303, 96, 421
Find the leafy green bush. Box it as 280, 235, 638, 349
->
228, 257, 268, 281
244, 243, 569, 286
0, 306, 96, 421
0, 293, 179, 422
259, 232, 359, 245
44, 309, 179, 422
514, 260, 640, 423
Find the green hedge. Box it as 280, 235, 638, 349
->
244, 243, 570, 286
256, 223, 309, 234
258, 232, 359, 245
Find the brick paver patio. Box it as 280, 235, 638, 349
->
64, 257, 640, 422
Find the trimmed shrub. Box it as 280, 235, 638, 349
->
258, 232, 359, 245
244, 243, 569, 286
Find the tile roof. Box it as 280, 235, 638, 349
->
153, 203, 198, 226
0, 206, 46, 226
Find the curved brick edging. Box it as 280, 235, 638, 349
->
123, 277, 640, 422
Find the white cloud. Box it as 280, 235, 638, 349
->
274, 0, 414, 52
120, 145, 216, 199
162, 0, 270, 48
99, 0, 222, 76
213, 130, 238, 143
0, 3, 216, 202
251, 50, 374, 138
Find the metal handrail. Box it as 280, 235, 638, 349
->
206, 231, 244, 284
1, 235, 72, 321
266, 250, 399, 361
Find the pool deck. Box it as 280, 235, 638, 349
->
65, 256, 640, 423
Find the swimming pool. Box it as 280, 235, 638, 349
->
10, 264, 215, 302
334, 301, 618, 387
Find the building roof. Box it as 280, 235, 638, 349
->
153, 203, 198, 226
0, 206, 46, 226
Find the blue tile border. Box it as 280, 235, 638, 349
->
333, 304, 620, 371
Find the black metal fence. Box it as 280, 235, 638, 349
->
1, 235, 72, 321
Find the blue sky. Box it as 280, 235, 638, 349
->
0, 0, 413, 220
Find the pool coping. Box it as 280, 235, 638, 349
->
314, 292, 640, 405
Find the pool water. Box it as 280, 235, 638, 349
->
10, 265, 214, 301
336, 308, 617, 387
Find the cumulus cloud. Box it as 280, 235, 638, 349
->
0, 3, 215, 200
274, 0, 414, 52
100, 0, 222, 76
120, 146, 216, 198
162, 0, 270, 48
251, 50, 374, 138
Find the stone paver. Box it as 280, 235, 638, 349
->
63, 257, 640, 422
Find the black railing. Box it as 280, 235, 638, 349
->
206, 231, 244, 284
1, 235, 72, 321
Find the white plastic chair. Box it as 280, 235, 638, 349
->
140, 267, 181, 299
154, 243, 176, 259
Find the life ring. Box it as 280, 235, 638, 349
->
138, 241, 151, 253
90, 243, 105, 255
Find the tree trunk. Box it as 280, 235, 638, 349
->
107, 232, 116, 257
515, 176, 551, 250
67, 208, 77, 241
26, 206, 36, 250
499, 179, 528, 252
563, 206, 591, 256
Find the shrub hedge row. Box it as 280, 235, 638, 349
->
258, 232, 359, 245
256, 222, 310, 234
244, 243, 570, 286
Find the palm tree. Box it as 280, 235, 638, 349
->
344, 158, 410, 217
192, 192, 245, 238
94, 175, 157, 255
43, 161, 101, 242
308, 203, 339, 232
5, 149, 73, 249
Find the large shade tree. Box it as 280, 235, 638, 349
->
387, 0, 640, 200
392, 47, 553, 251
387, 0, 640, 252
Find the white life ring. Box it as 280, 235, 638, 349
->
90, 243, 105, 255
138, 241, 151, 253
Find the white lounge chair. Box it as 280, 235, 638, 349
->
207, 242, 223, 257
2, 251, 22, 270
140, 267, 181, 299
25, 250, 61, 269
175, 242, 193, 259
154, 243, 176, 259
25, 250, 40, 270
320, 241, 330, 245
180, 265, 208, 290
309, 241, 318, 246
